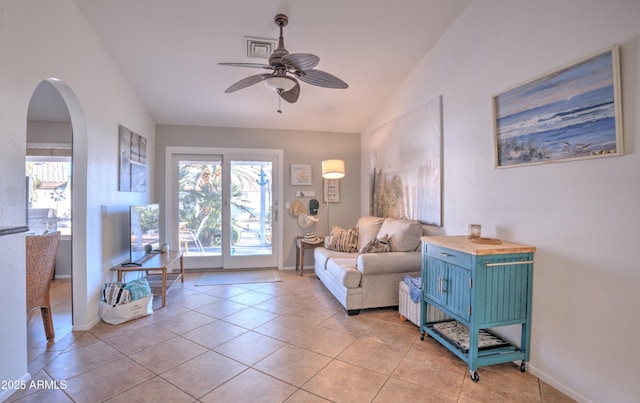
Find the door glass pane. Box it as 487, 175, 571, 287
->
177, 160, 222, 256
230, 160, 272, 256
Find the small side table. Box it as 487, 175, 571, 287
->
111, 251, 184, 308
295, 236, 324, 276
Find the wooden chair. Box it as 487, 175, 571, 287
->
26, 231, 61, 341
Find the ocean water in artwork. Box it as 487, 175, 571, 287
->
495, 50, 619, 166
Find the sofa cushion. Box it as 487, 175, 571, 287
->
356, 216, 385, 251
377, 218, 422, 252
325, 258, 361, 289
359, 234, 391, 254
326, 225, 359, 252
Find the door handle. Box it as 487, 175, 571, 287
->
273, 201, 278, 221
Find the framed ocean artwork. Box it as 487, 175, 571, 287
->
493, 46, 623, 168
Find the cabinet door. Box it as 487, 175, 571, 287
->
444, 264, 472, 321
424, 256, 447, 306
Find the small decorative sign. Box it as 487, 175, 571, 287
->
324, 179, 340, 203
290, 164, 312, 186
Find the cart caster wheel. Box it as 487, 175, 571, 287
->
470, 370, 480, 382
520, 362, 526, 372
420, 331, 425, 341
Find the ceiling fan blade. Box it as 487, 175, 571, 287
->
296, 69, 348, 89
282, 53, 320, 70
279, 82, 300, 103
225, 74, 269, 93
219, 62, 273, 70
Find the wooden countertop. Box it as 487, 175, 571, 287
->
0, 226, 29, 237
421, 235, 536, 255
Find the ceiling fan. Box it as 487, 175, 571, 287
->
219, 14, 348, 111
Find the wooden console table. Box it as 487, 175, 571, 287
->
112, 251, 184, 307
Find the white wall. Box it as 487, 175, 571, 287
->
156, 125, 361, 269
27, 121, 72, 144
361, 1, 640, 401
0, 0, 154, 397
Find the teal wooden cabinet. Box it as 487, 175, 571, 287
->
424, 256, 471, 322
420, 236, 535, 382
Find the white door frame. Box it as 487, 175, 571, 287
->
165, 146, 283, 270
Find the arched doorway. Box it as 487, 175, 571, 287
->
26, 81, 73, 342
26, 78, 89, 334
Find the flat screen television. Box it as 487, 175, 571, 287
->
123, 203, 160, 266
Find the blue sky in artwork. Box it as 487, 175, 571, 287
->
495, 51, 613, 119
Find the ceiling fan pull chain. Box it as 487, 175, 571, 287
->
277, 94, 282, 114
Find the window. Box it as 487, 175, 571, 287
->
26, 153, 72, 236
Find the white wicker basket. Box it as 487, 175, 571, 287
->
398, 280, 421, 326
398, 279, 449, 326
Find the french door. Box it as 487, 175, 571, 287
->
166, 147, 282, 270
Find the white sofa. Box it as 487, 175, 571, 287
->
314, 216, 423, 315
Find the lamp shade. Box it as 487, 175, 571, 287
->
322, 159, 345, 179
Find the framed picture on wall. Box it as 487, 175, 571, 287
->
324, 179, 340, 203
290, 164, 312, 186
493, 45, 623, 167
118, 125, 131, 191
369, 96, 442, 226
118, 124, 147, 192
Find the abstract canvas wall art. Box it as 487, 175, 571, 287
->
369, 96, 442, 226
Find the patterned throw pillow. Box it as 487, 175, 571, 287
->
326, 225, 359, 252
359, 234, 391, 254
124, 277, 152, 301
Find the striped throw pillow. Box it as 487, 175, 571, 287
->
103, 282, 132, 307
327, 226, 359, 252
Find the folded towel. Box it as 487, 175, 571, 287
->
403, 275, 422, 303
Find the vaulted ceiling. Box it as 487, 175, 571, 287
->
62, 0, 469, 133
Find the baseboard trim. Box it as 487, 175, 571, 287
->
72, 315, 101, 332
526, 363, 592, 403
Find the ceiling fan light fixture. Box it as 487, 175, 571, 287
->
219, 13, 348, 103
265, 75, 296, 92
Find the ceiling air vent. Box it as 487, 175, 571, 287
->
244, 37, 277, 59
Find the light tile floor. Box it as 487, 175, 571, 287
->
11, 270, 575, 402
